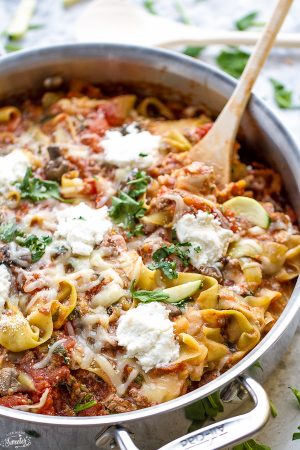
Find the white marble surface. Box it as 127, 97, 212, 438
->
0, 1, 299, 449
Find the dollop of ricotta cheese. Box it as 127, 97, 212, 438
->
101, 128, 161, 168
55, 202, 112, 256
0, 150, 29, 190
0, 264, 11, 313
116, 303, 179, 372
175, 211, 234, 268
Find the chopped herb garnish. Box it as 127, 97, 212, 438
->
109, 192, 146, 236
148, 242, 191, 279
235, 11, 261, 31
0, 222, 52, 262
0, 222, 19, 243
148, 260, 178, 280
174, 0, 191, 24
52, 344, 69, 364
139, 152, 148, 157
185, 391, 224, 428
270, 78, 293, 109
126, 170, 151, 199
16, 234, 52, 263
216, 48, 250, 78
182, 47, 204, 58
290, 386, 300, 406
232, 440, 271, 450
194, 246, 201, 253
293, 426, 300, 440
269, 400, 277, 418
109, 171, 150, 236
143, 0, 156, 14
16, 168, 64, 202
155, 243, 191, 266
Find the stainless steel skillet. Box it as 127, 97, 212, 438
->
0, 44, 299, 450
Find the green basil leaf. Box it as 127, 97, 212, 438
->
143, 0, 156, 14
235, 11, 259, 31
292, 427, 300, 440
182, 47, 204, 58
270, 78, 293, 109
185, 391, 223, 424
174, 0, 191, 24
216, 48, 250, 78
232, 439, 271, 450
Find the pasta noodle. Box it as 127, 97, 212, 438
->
0, 82, 298, 416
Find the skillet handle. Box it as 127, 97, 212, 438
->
95, 375, 270, 450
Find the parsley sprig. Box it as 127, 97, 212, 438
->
16, 168, 65, 203
109, 171, 150, 236
0, 222, 52, 263
148, 242, 191, 280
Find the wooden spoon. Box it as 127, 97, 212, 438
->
189, 0, 294, 188
74, 0, 300, 49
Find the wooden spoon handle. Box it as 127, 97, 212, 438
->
225, 0, 293, 116
159, 31, 300, 49
190, 0, 293, 185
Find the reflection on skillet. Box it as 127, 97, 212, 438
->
0, 80, 298, 416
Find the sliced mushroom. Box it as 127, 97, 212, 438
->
47, 145, 61, 160
164, 304, 182, 317
199, 265, 223, 283
0, 243, 31, 268
44, 157, 71, 181
45, 145, 73, 181
0, 368, 35, 396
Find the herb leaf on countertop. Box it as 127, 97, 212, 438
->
290, 386, 300, 406
235, 11, 262, 31
182, 47, 205, 58
216, 48, 250, 78
270, 78, 293, 109
143, 0, 156, 14
185, 391, 224, 430
292, 426, 300, 440
232, 439, 271, 450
